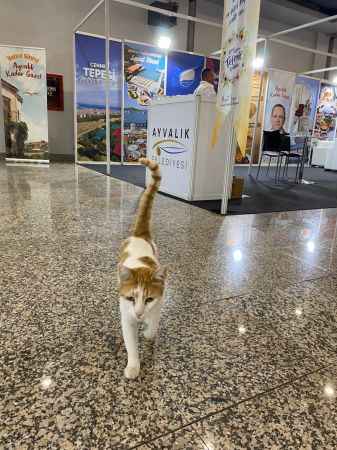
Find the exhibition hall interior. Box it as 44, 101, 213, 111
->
2, 0, 337, 448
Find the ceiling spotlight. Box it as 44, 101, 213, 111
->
252, 57, 264, 70
158, 36, 171, 50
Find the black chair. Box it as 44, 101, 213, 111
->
281, 136, 308, 183
256, 130, 283, 182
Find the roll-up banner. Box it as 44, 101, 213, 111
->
313, 83, 337, 140
166, 51, 204, 96
289, 76, 320, 136
263, 69, 296, 134
123, 42, 165, 162
0, 46, 48, 162
75, 33, 122, 163
211, 0, 261, 213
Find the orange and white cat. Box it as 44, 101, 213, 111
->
118, 158, 166, 379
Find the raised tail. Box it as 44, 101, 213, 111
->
133, 158, 161, 239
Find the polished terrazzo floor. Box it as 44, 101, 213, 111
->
1, 161, 337, 449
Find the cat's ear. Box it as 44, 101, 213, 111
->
154, 266, 167, 282
119, 265, 132, 282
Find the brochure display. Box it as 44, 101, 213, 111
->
147, 95, 224, 201
0, 45, 48, 162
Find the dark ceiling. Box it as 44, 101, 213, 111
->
287, 0, 337, 16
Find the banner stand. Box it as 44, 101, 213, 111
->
105, 0, 111, 175
248, 38, 268, 175
0, 45, 49, 163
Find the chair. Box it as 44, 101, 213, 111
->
256, 130, 283, 182
281, 136, 308, 183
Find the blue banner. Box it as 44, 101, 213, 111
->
75, 33, 122, 162
166, 51, 205, 96
124, 42, 165, 162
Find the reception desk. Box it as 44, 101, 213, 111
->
146, 95, 224, 201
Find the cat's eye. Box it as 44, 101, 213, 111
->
145, 297, 154, 303
126, 296, 135, 302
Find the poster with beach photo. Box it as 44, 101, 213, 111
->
75, 33, 122, 162
123, 42, 165, 162
0, 45, 48, 161
264, 69, 296, 134
166, 51, 204, 96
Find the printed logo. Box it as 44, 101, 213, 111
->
179, 68, 196, 88
152, 139, 187, 155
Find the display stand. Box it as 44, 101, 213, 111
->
146, 95, 224, 201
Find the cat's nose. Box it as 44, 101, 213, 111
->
136, 312, 143, 320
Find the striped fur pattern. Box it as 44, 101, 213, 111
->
117, 158, 166, 379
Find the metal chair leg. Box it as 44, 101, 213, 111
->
256, 153, 263, 179
266, 156, 271, 177
275, 154, 281, 184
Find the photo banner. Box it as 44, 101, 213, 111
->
289, 75, 320, 136
124, 42, 165, 162
0, 46, 48, 161
313, 83, 337, 140
212, 0, 261, 155
75, 33, 122, 162
263, 69, 296, 134
166, 51, 204, 96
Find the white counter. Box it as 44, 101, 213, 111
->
146, 95, 224, 201
311, 139, 337, 170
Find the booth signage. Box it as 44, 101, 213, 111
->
123, 42, 165, 162
147, 100, 195, 199
166, 51, 205, 96
213, 0, 261, 155
264, 69, 296, 134
313, 83, 337, 140
0, 45, 49, 161
75, 33, 122, 163
288, 75, 319, 136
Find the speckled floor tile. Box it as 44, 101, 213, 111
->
2, 161, 337, 450
137, 428, 206, 450
191, 367, 337, 450
236, 280, 337, 355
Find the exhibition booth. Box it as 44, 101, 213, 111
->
74, 31, 220, 165
2, 0, 337, 214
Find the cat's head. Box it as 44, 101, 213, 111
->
118, 265, 166, 320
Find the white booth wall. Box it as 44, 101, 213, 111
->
0, 0, 335, 159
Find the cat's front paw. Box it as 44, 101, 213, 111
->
143, 329, 156, 341
124, 364, 140, 380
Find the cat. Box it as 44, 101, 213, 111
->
118, 158, 166, 379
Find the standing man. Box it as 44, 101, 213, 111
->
194, 68, 216, 97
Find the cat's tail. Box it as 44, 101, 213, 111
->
132, 158, 161, 239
